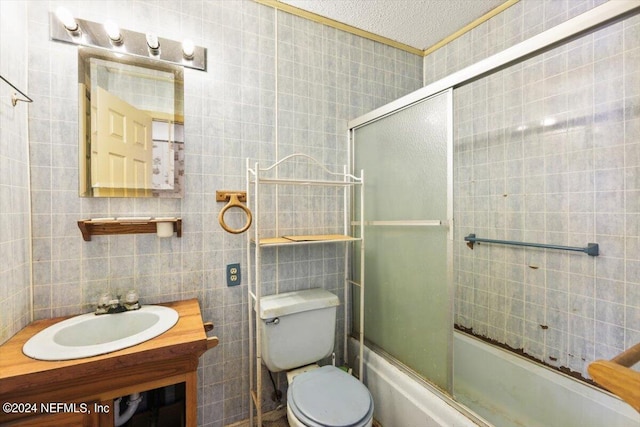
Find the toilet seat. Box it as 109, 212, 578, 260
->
288, 365, 374, 427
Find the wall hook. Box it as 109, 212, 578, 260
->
1, 75, 33, 107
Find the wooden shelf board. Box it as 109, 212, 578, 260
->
253, 234, 360, 246
77, 218, 182, 241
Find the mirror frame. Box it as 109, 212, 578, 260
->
78, 47, 185, 198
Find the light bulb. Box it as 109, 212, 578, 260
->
182, 38, 195, 59
104, 20, 123, 44
541, 117, 557, 127
55, 7, 79, 34
146, 33, 160, 54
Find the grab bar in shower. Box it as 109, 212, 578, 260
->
464, 234, 599, 256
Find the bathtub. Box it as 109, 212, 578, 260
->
453, 332, 639, 427
349, 337, 480, 427
350, 332, 639, 427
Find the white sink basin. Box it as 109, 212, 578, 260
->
23, 305, 179, 361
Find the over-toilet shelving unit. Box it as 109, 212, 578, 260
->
246, 154, 365, 427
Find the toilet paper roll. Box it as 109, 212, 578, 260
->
156, 221, 174, 238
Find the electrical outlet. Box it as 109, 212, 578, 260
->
227, 263, 241, 286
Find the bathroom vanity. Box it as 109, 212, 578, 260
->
0, 299, 217, 426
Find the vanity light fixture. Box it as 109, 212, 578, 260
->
146, 33, 161, 55
182, 39, 195, 60
50, 13, 207, 71
104, 20, 123, 45
55, 7, 81, 36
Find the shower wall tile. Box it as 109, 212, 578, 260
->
21, 0, 422, 425
0, 1, 30, 344
425, 0, 608, 85
447, 0, 639, 381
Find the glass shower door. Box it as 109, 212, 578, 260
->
352, 90, 453, 392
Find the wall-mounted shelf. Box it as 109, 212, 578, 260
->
77, 218, 182, 241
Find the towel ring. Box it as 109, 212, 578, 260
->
218, 193, 252, 234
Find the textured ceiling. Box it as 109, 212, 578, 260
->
278, 0, 506, 50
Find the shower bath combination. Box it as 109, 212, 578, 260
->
348, 1, 640, 425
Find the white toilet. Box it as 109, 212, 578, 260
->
258, 288, 374, 427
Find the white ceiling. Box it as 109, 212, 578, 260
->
278, 0, 506, 51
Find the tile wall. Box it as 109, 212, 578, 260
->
0, 1, 31, 344
432, 0, 640, 380
18, 1, 422, 425
424, 0, 609, 85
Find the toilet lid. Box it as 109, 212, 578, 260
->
288, 365, 374, 427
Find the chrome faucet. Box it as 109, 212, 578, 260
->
95, 290, 140, 315
95, 295, 126, 315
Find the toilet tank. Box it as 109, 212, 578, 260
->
258, 288, 340, 372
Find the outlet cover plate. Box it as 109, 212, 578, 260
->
227, 263, 241, 286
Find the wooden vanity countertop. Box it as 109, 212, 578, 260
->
0, 299, 210, 399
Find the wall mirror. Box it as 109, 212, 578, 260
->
78, 47, 184, 198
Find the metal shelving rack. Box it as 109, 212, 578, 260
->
246, 154, 364, 427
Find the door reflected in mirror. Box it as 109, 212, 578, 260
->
79, 47, 184, 198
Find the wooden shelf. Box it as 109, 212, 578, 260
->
252, 234, 360, 247
77, 218, 182, 241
